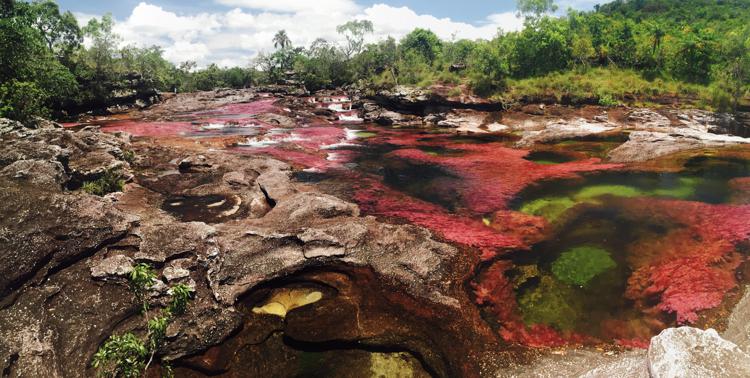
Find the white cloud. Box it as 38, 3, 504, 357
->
163, 41, 211, 62
93, 1, 525, 67
73, 12, 98, 27
215, 0, 360, 14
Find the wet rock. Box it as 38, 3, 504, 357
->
648, 327, 750, 377
361, 101, 424, 126
90, 255, 134, 279
256, 113, 296, 128
424, 113, 446, 125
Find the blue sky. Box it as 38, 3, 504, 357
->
60, 0, 600, 67
58, 1, 528, 24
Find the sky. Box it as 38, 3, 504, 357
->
57, 0, 601, 67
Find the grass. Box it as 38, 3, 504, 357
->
503, 67, 714, 108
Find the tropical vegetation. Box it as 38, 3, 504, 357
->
1, 0, 749, 124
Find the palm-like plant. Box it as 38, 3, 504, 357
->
273, 30, 291, 50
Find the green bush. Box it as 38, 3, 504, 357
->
94, 263, 195, 378
0, 80, 49, 124
82, 169, 125, 196
92, 333, 148, 378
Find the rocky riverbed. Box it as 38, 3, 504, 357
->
2, 87, 750, 377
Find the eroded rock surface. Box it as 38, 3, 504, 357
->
648, 327, 750, 378
0, 117, 476, 377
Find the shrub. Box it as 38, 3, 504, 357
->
93, 263, 195, 378
82, 169, 125, 196
597, 93, 619, 107
0, 80, 49, 125
92, 333, 148, 378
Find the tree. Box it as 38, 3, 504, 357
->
0, 0, 76, 122
400, 28, 442, 64
273, 30, 291, 50
336, 20, 373, 59
517, 0, 558, 20
27, 1, 82, 60
78, 14, 121, 102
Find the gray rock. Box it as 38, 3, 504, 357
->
498, 350, 648, 378
0, 160, 68, 188
724, 286, 750, 352
648, 327, 750, 378
163, 266, 191, 282
90, 255, 134, 279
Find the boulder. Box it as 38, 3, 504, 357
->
648, 327, 750, 378
724, 286, 750, 352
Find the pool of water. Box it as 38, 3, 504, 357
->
514, 156, 750, 221
498, 155, 750, 343
162, 194, 242, 223
524, 150, 577, 165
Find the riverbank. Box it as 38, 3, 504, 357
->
2, 86, 750, 377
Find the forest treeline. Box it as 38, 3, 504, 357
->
1, 0, 749, 123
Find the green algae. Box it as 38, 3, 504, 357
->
519, 196, 577, 222
518, 275, 581, 331
370, 352, 415, 378
574, 185, 644, 201
519, 176, 709, 222
551, 246, 617, 287
356, 131, 377, 138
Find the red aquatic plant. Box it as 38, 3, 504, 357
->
354, 179, 523, 259
385, 143, 620, 213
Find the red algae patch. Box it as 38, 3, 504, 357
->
353, 179, 523, 259
101, 121, 197, 137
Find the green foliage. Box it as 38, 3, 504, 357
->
400, 28, 442, 64
273, 30, 292, 50
81, 169, 125, 196
597, 92, 619, 107
0, 80, 48, 124
337, 20, 374, 58
147, 316, 169, 350
2, 0, 750, 121
551, 246, 617, 286
92, 333, 148, 378
517, 0, 559, 19
128, 262, 156, 313
94, 263, 195, 378
167, 284, 194, 316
